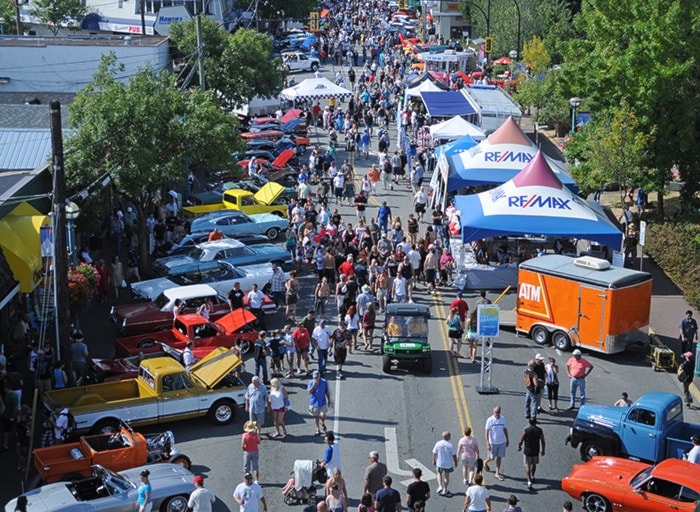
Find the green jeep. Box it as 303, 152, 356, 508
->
381, 303, 432, 374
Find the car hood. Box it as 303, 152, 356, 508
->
253, 182, 285, 205
120, 462, 193, 483
565, 457, 648, 485
575, 404, 626, 427
112, 301, 159, 320
215, 308, 258, 334
6, 482, 77, 512
154, 255, 197, 270
249, 212, 285, 223
130, 278, 177, 301
190, 347, 243, 388
271, 149, 296, 168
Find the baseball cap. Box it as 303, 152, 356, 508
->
244, 472, 253, 480
312, 370, 320, 378
456, 290, 463, 297
535, 353, 544, 361
193, 475, 204, 485
572, 349, 582, 355
684, 351, 694, 358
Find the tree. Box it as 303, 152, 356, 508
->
30, 0, 86, 35
65, 53, 242, 270
521, 36, 549, 75
562, 0, 700, 216
515, 69, 569, 132
170, 20, 286, 110
0, 0, 19, 34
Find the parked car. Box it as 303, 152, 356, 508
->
162, 232, 270, 257
91, 343, 184, 382
5, 464, 196, 512
561, 457, 700, 512
114, 310, 259, 357
566, 391, 700, 463
113, 282, 275, 336
183, 182, 289, 218
43, 348, 245, 435
152, 239, 293, 277
34, 422, 190, 483
190, 210, 289, 241
282, 51, 320, 72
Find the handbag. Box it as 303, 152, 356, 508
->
677, 366, 689, 383
120, 279, 127, 288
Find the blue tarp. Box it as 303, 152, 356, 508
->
420, 91, 476, 117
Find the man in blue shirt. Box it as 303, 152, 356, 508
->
374, 475, 401, 512
377, 201, 392, 236
307, 370, 331, 436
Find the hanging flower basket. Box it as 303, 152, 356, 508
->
68, 263, 101, 304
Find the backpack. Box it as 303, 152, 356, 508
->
60, 411, 77, 437
524, 370, 535, 391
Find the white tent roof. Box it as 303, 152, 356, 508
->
405, 79, 446, 98
429, 116, 485, 141
279, 78, 352, 101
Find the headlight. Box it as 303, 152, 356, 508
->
385, 345, 394, 353
122, 319, 127, 329
110, 306, 116, 316
422, 347, 430, 353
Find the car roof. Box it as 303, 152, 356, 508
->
162, 284, 218, 300
197, 239, 245, 249
386, 303, 431, 317
194, 210, 248, 222
653, 459, 700, 488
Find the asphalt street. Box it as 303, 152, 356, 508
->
4, 64, 700, 512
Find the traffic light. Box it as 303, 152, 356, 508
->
484, 37, 493, 53
309, 11, 319, 31
398, 0, 408, 9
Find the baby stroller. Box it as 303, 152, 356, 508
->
282, 460, 327, 505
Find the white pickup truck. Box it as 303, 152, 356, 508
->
282, 52, 320, 72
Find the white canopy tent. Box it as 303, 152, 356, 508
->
404, 79, 446, 98
429, 116, 485, 141
279, 77, 353, 101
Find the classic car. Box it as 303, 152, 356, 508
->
114, 310, 259, 357
91, 343, 184, 382
162, 231, 270, 256
152, 238, 293, 276
236, 175, 297, 202
43, 348, 245, 434
183, 182, 288, 218
34, 422, 190, 482
561, 457, 700, 512
5, 464, 195, 512
190, 210, 288, 241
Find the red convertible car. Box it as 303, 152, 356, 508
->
562, 457, 700, 512
114, 310, 259, 357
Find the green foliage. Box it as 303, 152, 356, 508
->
521, 36, 550, 75
0, 0, 18, 34
645, 222, 700, 309
30, 0, 86, 35
170, 20, 285, 110
514, 70, 569, 131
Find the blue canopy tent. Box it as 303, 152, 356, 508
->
453, 151, 622, 248
419, 91, 477, 117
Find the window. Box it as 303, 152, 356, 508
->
226, 248, 248, 257
162, 373, 191, 391
678, 486, 700, 503
193, 323, 217, 339
628, 408, 656, 427
641, 478, 681, 500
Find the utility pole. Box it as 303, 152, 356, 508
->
140, 0, 146, 35
14, 1, 22, 34
49, 100, 74, 383
195, 14, 206, 91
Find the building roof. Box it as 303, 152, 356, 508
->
0, 130, 53, 171
0, 104, 69, 129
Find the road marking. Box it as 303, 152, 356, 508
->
333, 372, 342, 435
384, 427, 437, 485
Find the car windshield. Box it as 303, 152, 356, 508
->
154, 293, 170, 309
95, 466, 134, 495
187, 247, 204, 259
384, 316, 428, 339
630, 466, 653, 488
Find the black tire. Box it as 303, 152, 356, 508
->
531, 325, 550, 345
91, 418, 120, 435
207, 399, 237, 425
422, 356, 432, 374
283, 494, 294, 505
310, 63, 319, 72
240, 340, 251, 355
552, 330, 572, 351
160, 495, 189, 512
580, 440, 605, 461
265, 227, 279, 240
169, 454, 192, 469
382, 355, 392, 373
61, 472, 85, 482
582, 493, 611, 512
137, 338, 157, 349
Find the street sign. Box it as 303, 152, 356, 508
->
639, 220, 647, 246
477, 304, 500, 338
309, 11, 319, 31
40, 225, 54, 257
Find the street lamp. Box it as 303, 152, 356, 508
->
65, 200, 80, 265
0, 17, 5, 35
569, 97, 581, 135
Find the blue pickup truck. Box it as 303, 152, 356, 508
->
567, 392, 700, 463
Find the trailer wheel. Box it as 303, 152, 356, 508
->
531, 325, 550, 345
552, 330, 572, 351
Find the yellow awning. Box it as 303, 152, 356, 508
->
0, 203, 50, 293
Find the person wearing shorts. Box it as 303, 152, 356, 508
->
242, 420, 261, 481
307, 370, 331, 436
484, 407, 508, 481
517, 417, 545, 489
457, 426, 480, 485
431, 431, 457, 495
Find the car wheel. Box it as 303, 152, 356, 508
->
265, 227, 279, 240
239, 340, 251, 355
580, 440, 606, 461
582, 493, 611, 512
161, 495, 189, 512
310, 63, 318, 72
208, 399, 237, 425
422, 356, 432, 375
382, 355, 392, 373
91, 418, 120, 435
137, 338, 157, 349
552, 330, 571, 351
531, 325, 550, 345
169, 454, 192, 469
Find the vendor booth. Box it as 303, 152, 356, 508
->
462, 85, 522, 133
419, 91, 477, 118
429, 116, 485, 141
279, 77, 352, 102
449, 151, 622, 290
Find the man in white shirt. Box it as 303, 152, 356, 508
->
247, 284, 266, 329
391, 275, 408, 303
188, 475, 215, 512
687, 434, 700, 464
182, 341, 195, 371
233, 472, 267, 512
484, 406, 509, 481
431, 431, 457, 495
412, 187, 428, 222
312, 319, 332, 374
